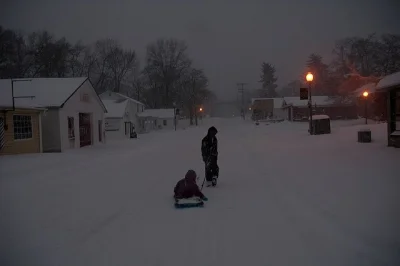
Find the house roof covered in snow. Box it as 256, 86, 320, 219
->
311, 114, 330, 120
251, 98, 285, 108
0, 77, 107, 111
282, 96, 333, 107
137, 109, 175, 119
102, 99, 129, 118
0, 79, 46, 110
376, 71, 400, 91
99, 91, 145, 106
353, 83, 377, 96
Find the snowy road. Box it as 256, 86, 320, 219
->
1, 118, 399, 266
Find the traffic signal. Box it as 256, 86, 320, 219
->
300, 87, 308, 100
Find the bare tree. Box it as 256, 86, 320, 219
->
106, 41, 136, 93
67, 41, 86, 77
179, 68, 209, 124
24, 31, 71, 78
86, 38, 136, 93
0, 26, 30, 78
145, 38, 191, 108
128, 61, 145, 102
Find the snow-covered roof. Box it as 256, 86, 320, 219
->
137, 109, 175, 119
353, 83, 377, 96
102, 99, 128, 118
282, 96, 332, 107
251, 97, 285, 108
100, 91, 144, 106
115, 93, 144, 106
0, 79, 46, 110
311, 114, 330, 120
0, 77, 88, 107
376, 71, 400, 91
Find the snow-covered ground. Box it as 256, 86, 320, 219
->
1, 118, 399, 266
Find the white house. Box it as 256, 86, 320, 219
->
137, 109, 176, 132
102, 99, 136, 139
11, 77, 107, 152
99, 91, 145, 132
251, 97, 286, 119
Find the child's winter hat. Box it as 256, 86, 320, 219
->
185, 170, 197, 180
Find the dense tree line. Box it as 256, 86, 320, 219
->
0, 26, 214, 122
256, 33, 400, 98
279, 33, 400, 98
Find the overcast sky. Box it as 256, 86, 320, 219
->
1, 0, 399, 101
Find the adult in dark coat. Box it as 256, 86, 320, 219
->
201, 126, 219, 186
174, 170, 207, 200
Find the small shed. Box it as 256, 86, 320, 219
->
310, 114, 331, 135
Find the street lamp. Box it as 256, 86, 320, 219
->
306, 73, 314, 83
199, 107, 203, 112
362, 91, 369, 124
306, 72, 314, 134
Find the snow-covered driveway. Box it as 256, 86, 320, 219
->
1, 118, 399, 266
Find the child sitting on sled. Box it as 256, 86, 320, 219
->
174, 170, 208, 201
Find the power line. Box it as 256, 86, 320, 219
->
237, 82, 247, 120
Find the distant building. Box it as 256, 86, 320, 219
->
282, 96, 358, 121
137, 109, 176, 133
251, 97, 285, 120
352, 83, 386, 122
99, 91, 145, 139
375, 71, 400, 147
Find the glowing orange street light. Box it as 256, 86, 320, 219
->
199, 107, 203, 112
306, 72, 314, 134
362, 91, 369, 124
306, 72, 314, 82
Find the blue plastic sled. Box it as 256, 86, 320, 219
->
174, 197, 204, 209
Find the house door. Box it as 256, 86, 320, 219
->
124, 122, 132, 136
0, 118, 4, 151
98, 120, 102, 142
79, 113, 92, 147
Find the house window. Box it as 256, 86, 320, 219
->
163, 120, 167, 126
80, 93, 90, 102
13, 115, 32, 140
68, 117, 75, 139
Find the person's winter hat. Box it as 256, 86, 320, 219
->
185, 170, 197, 181
208, 126, 218, 135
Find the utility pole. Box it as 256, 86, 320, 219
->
237, 83, 247, 120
